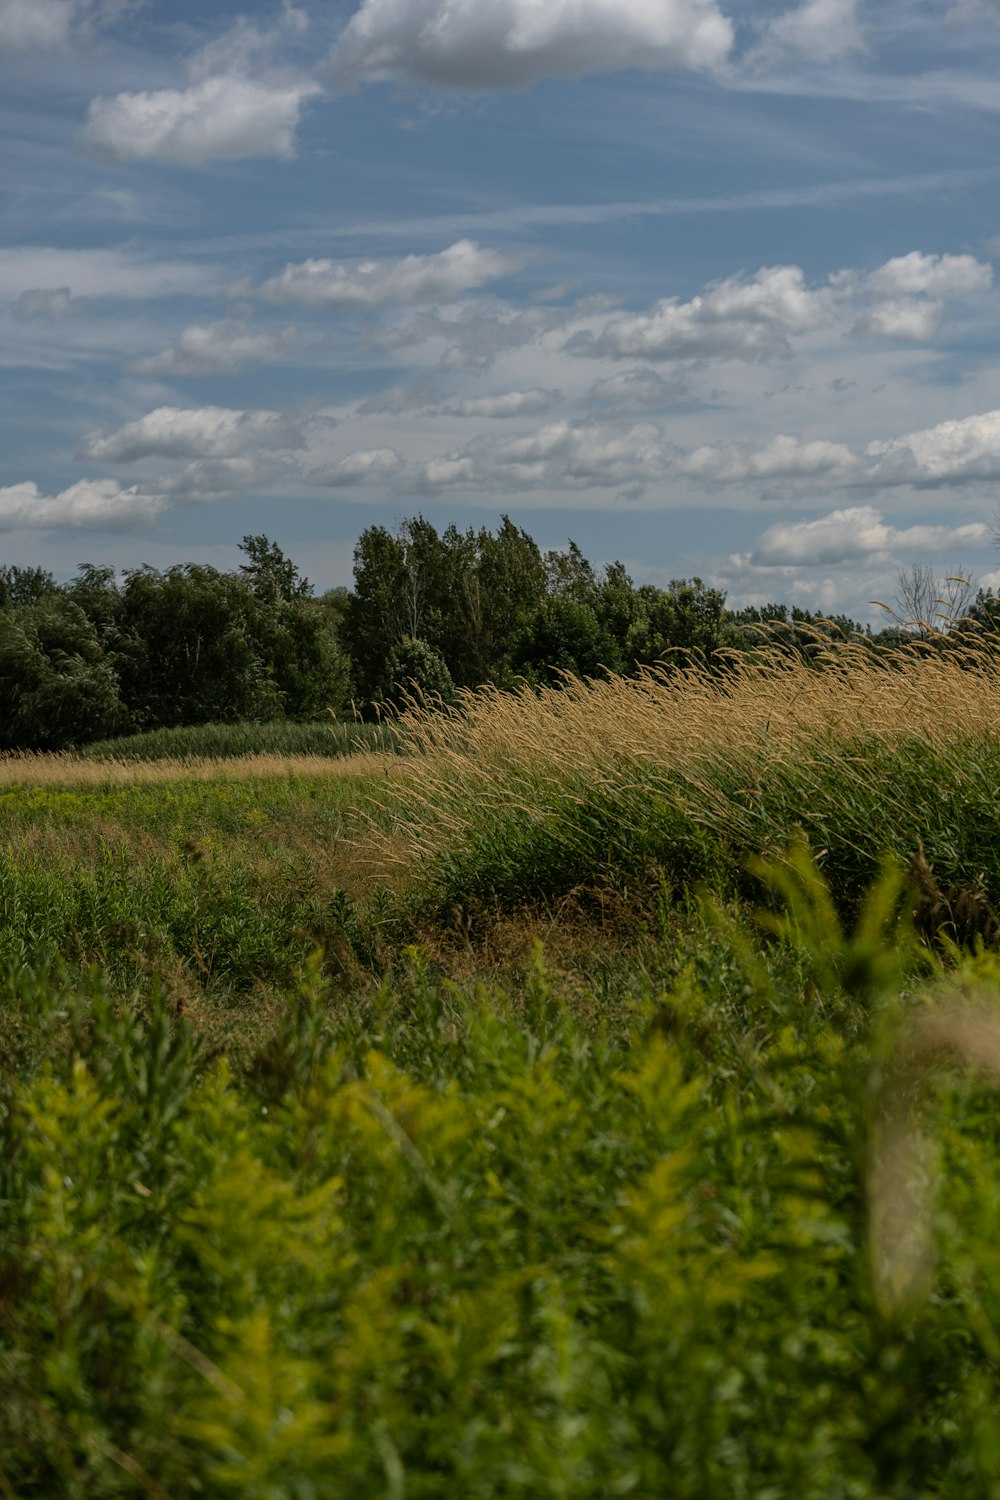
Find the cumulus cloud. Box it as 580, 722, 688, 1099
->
0, 478, 163, 531
331, 0, 734, 91
441, 388, 558, 418
571, 265, 837, 362
865, 251, 993, 298
85, 11, 319, 164
570, 250, 993, 363
756, 0, 864, 63
669, 407, 1000, 495
415, 419, 670, 493
682, 434, 857, 482
749, 506, 991, 567
250, 240, 525, 308
75, 406, 305, 463
851, 253, 993, 339
851, 299, 943, 342
865, 408, 1000, 486
131, 321, 298, 376
86, 74, 319, 165
314, 448, 403, 486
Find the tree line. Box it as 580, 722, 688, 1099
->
0, 517, 990, 751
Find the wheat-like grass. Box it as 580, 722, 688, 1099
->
357, 637, 1000, 886
0, 750, 390, 788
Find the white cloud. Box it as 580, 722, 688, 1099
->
131, 321, 298, 376
332, 0, 734, 91
316, 448, 403, 486
851, 299, 943, 342
86, 74, 319, 165
76, 406, 305, 463
416, 419, 670, 493
11, 287, 75, 321
0, 248, 209, 301
865, 251, 993, 299
572, 265, 837, 362
441, 388, 558, 418
758, 0, 864, 64
666, 407, 1000, 496
0, 478, 163, 531
157, 455, 295, 502
421, 455, 479, 488
749, 506, 991, 567
682, 434, 857, 482
571, 249, 994, 363
250, 240, 525, 307
865, 408, 1000, 486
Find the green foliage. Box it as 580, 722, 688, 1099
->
0, 596, 126, 749
6, 857, 1000, 1495
78, 718, 392, 763
0, 774, 368, 1006
380, 636, 457, 710
514, 595, 623, 683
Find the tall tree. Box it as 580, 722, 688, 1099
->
0, 597, 125, 749
239, 535, 312, 604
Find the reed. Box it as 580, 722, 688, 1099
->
357, 636, 1000, 912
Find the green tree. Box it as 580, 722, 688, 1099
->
115, 565, 282, 728
514, 595, 622, 684
0, 564, 57, 610
380, 637, 457, 711
343, 518, 453, 707
238, 534, 312, 604
626, 578, 727, 667
0, 596, 125, 749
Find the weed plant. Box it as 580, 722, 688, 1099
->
6, 857, 1000, 1495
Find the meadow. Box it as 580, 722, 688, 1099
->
6, 641, 1000, 1495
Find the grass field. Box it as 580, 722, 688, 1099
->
77, 718, 397, 763
7, 642, 1000, 1495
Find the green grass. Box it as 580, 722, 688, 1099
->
78, 718, 397, 762
10, 648, 1000, 1494
6, 859, 1000, 1496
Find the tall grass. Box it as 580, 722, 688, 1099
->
357, 637, 1000, 914
78, 718, 397, 764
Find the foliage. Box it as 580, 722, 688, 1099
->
77, 718, 392, 763
379, 636, 457, 710
0, 596, 126, 750
6, 852, 1000, 1494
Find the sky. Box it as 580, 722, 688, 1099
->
5, 0, 1000, 621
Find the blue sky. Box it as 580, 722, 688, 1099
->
5, 0, 1000, 621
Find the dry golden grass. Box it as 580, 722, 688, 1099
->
358, 636, 1000, 882
0, 749, 391, 788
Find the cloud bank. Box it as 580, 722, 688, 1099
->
76, 407, 305, 463
250, 241, 525, 308
0, 478, 163, 531
332, 0, 734, 90
749, 506, 991, 567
